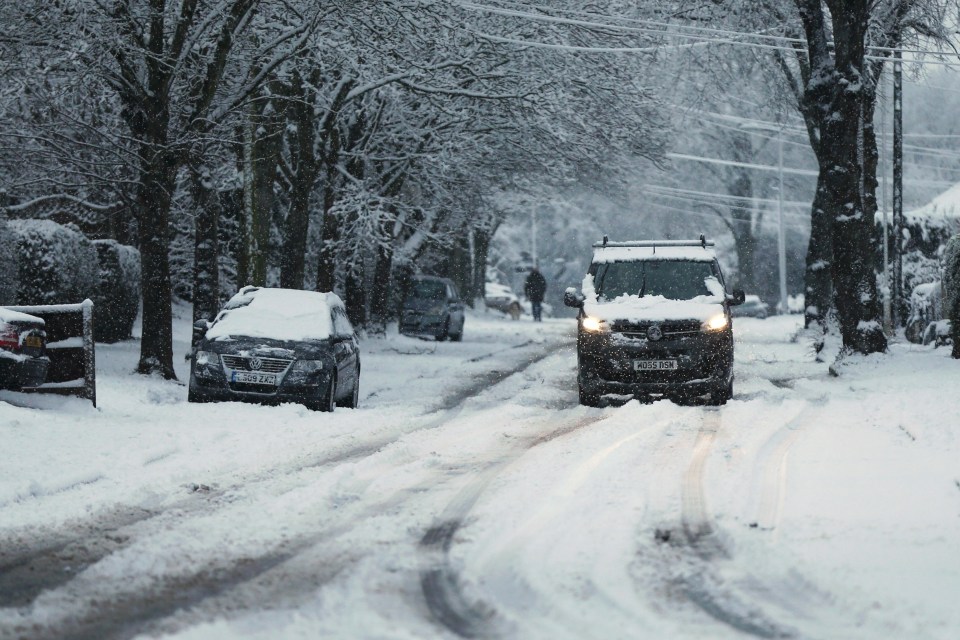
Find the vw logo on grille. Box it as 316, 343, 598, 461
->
249, 357, 263, 370
647, 324, 663, 341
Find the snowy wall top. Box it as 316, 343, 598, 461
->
0, 306, 44, 325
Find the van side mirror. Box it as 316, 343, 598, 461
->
564, 287, 585, 309
729, 289, 746, 306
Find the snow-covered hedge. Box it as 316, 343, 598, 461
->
8, 219, 99, 306
0, 217, 18, 305
93, 239, 141, 342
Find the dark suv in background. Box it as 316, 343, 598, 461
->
400, 275, 466, 341
565, 237, 744, 406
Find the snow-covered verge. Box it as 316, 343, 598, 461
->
1, 310, 959, 640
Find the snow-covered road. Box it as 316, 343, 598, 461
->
2, 308, 959, 640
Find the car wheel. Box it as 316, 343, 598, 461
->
338, 366, 360, 409
709, 379, 733, 406
450, 322, 463, 342
578, 381, 600, 407
309, 376, 337, 412
436, 317, 450, 341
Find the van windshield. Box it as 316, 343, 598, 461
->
593, 260, 718, 301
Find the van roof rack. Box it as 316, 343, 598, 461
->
594, 234, 714, 249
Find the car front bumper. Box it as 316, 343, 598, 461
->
189, 370, 334, 406
577, 330, 732, 399
400, 313, 446, 337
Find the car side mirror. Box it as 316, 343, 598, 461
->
564, 287, 585, 308
192, 319, 211, 339
728, 289, 746, 306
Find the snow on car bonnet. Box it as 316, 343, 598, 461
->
205, 288, 337, 342
581, 271, 726, 323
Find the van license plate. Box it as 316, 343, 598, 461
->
634, 360, 677, 371
232, 371, 278, 385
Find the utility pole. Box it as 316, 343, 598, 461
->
880, 71, 892, 334
777, 128, 788, 316
531, 205, 538, 268
892, 49, 904, 328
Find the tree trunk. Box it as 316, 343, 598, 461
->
345, 266, 366, 327
472, 227, 492, 307
804, 173, 833, 333
279, 71, 321, 289
189, 164, 221, 330
244, 96, 285, 287
368, 244, 393, 335
136, 147, 178, 379
279, 172, 315, 289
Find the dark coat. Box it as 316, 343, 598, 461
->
524, 270, 547, 302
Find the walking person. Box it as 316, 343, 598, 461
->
524, 266, 547, 322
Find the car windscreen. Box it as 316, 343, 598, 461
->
593, 260, 719, 301
407, 280, 447, 301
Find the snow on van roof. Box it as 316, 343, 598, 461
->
592, 245, 717, 263
205, 287, 341, 342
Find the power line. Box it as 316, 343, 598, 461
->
643, 184, 812, 210
458, 1, 960, 64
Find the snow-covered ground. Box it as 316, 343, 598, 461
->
1, 307, 959, 640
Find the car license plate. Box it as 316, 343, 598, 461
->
23, 336, 43, 348
634, 359, 678, 371
231, 371, 278, 385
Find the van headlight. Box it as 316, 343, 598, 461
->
581, 316, 609, 333
702, 314, 729, 332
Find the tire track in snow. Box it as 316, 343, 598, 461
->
674, 407, 793, 639
418, 380, 607, 638
0, 338, 573, 639
748, 399, 826, 536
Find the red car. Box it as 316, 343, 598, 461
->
0, 307, 49, 390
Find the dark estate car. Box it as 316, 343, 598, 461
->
0, 307, 49, 391
400, 275, 466, 341
565, 237, 744, 406
189, 287, 361, 411
484, 282, 522, 320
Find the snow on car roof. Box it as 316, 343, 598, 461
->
591, 245, 717, 263
0, 306, 45, 326
205, 287, 341, 342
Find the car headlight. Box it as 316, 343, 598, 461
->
581, 316, 609, 333
702, 314, 729, 332
292, 359, 324, 373
195, 350, 219, 366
